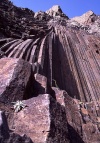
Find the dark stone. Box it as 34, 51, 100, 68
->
0, 111, 9, 141
7, 133, 33, 143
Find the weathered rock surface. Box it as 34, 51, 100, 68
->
10, 94, 69, 143
53, 88, 100, 143
0, 111, 33, 143
0, 0, 100, 143
0, 58, 32, 103
64, 91, 100, 143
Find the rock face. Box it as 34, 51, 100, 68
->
0, 58, 32, 103
0, 0, 100, 143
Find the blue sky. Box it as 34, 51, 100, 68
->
11, 0, 100, 18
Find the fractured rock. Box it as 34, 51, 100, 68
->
33, 74, 55, 99
10, 94, 69, 143
0, 58, 32, 103
64, 92, 100, 143
0, 110, 33, 143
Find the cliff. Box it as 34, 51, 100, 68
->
0, 0, 100, 143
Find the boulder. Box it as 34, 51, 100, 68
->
0, 58, 32, 103
10, 94, 70, 143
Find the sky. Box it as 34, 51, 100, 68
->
10, 0, 100, 18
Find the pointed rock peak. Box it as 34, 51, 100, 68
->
71, 10, 96, 25
82, 10, 95, 17
46, 5, 69, 19
49, 5, 63, 13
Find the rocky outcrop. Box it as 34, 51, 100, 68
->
71, 11, 96, 25
69, 11, 100, 35
0, 0, 35, 38
0, 0, 100, 143
34, 11, 51, 21
46, 5, 69, 19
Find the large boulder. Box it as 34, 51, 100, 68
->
10, 94, 70, 143
0, 58, 32, 103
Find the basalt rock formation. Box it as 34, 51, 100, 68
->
0, 0, 100, 143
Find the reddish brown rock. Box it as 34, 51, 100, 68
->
33, 74, 48, 95
0, 58, 32, 103
10, 94, 69, 143
53, 88, 100, 143
0, 111, 33, 143
33, 74, 55, 99
52, 87, 65, 106
64, 92, 100, 143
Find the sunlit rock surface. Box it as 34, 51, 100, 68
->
71, 10, 95, 25
46, 5, 69, 19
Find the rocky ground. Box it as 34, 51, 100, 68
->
0, 0, 100, 143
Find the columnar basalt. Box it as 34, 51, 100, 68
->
0, 0, 100, 143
